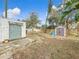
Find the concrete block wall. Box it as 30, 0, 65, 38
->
0, 18, 9, 41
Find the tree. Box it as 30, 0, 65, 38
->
75, 11, 79, 22
61, 0, 79, 22
48, 7, 60, 29
61, 0, 79, 29
25, 12, 40, 29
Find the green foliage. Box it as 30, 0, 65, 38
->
61, 0, 79, 22
64, 0, 78, 9
47, 3, 60, 27
25, 12, 40, 28
75, 11, 79, 22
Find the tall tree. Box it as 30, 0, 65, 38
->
25, 12, 40, 29
61, 0, 79, 29
48, 7, 60, 28
61, 0, 79, 21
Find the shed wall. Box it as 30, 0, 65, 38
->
0, 18, 26, 42
0, 18, 9, 41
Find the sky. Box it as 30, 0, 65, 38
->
0, 0, 62, 24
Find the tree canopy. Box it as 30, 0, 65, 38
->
61, 0, 79, 22
25, 12, 40, 28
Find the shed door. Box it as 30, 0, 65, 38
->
9, 24, 22, 39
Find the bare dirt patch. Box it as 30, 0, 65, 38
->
12, 32, 79, 59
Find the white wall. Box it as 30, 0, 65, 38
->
22, 22, 26, 37
0, 18, 9, 42
0, 18, 26, 42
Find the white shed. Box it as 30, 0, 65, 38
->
0, 17, 26, 42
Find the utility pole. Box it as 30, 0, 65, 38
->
45, 0, 52, 27
44, 0, 52, 33
4, 0, 8, 18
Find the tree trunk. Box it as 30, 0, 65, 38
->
66, 20, 69, 29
